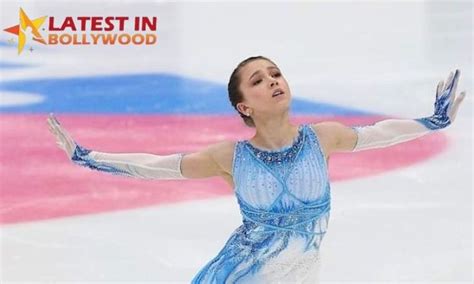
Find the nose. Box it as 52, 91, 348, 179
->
270, 80, 279, 87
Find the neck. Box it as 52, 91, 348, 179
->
250, 112, 299, 150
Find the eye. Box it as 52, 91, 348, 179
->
272, 72, 281, 77
253, 79, 262, 86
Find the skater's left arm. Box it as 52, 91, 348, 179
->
320, 69, 466, 154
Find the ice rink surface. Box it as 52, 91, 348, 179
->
0, 0, 472, 283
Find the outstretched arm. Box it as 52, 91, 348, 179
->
47, 113, 226, 180
319, 69, 466, 154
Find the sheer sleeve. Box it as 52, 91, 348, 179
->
71, 144, 187, 180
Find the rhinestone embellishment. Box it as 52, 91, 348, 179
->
244, 125, 304, 167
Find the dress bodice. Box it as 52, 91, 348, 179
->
233, 124, 330, 210
192, 123, 331, 283
231, 123, 331, 245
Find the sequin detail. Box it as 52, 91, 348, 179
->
414, 115, 450, 130
244, 125, 304, 165
239, 197, 330, 237
71, 144, 135, 177
243, 125, 304, 178
414, 70, 459, 130
192, 124, 331, 283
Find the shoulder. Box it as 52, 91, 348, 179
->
206, 140, 238, 174
309, 120, 346, 131
180, 140, 237, 179
306, 122, 338, 157
308, 121, 341, 143
207, 140, 236, 154
308, 121, 357, 155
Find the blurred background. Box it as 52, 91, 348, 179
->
0, 0, 472, 282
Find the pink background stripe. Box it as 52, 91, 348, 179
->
0, 114, 448, 225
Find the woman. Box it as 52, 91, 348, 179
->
47, 56, 466, 283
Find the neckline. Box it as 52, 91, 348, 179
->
244, 124, 304, 153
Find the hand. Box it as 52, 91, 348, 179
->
434, 69, 466, 124
47, 113, 77, 159
415, 69, 466, 130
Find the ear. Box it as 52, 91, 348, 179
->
236, 102, 250, 116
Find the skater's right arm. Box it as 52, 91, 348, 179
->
47, 113, 232, 180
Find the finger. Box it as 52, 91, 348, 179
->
50, 115, 61, 129
52, 116, 62, 127
47, 117, 56, 129
49, 119, 64, 138
48, 115, 77, 151
47, 117, 54, 130
48, 118, 69, 148
436, 80, 444, 100
48, 114, 59, 129
449, 69, 461, 104
50, 116, 72, 143
445, 69, 460, 112
49, 113, 61, 126
48, 122, 60, 137
443, 72, 454, 96
49, 114, 63, 131
449, 91, 466, 122
55, 138, 66, 147
48, 125, 57, 135
48, 115, 57, 128
451, 91, 466, 116
58, 128, 73, 147
444, 71, 454, 91
445, 70, 460, 92
51, 125, 72, 150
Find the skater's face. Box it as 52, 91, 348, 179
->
236, 59, 291, 119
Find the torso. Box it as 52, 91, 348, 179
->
213, 123, 332, 189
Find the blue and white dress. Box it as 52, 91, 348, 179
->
192, 123, 331, 283
71, 123, 331, 283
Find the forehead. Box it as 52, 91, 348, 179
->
239, 59, 278, 79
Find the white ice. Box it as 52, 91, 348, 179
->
0, 1, 472, 283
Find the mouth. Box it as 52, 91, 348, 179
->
272, 89, 285, 98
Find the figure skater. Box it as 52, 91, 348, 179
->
47, 56, 466, 283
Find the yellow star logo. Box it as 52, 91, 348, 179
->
3, 8, 47, 55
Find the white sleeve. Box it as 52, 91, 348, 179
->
351, 118, 433, 152
71, 144, 187, 180
350, 69, 464, 152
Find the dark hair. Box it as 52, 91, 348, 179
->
227, 55, 277, 128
